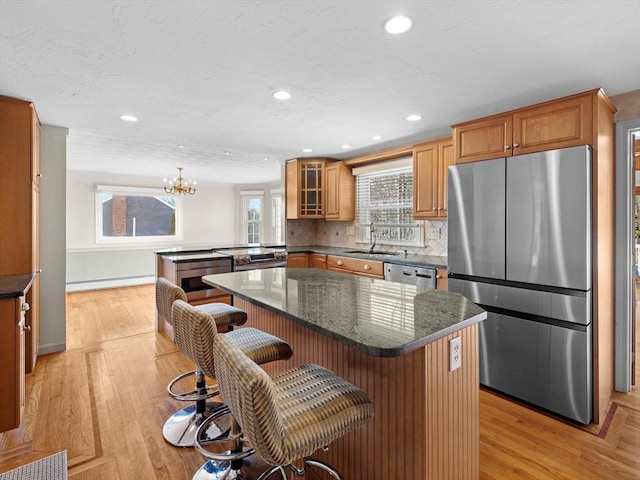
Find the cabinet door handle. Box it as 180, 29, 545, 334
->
364, 264, 371, 270
21, 302, 30, 312
22, 324, 31, 332
337, 260, 343, 266
504, 145, 511, 150
513, 143, 520, 148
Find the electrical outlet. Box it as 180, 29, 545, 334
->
426, 227, 439, 239
449, 337, 461, 372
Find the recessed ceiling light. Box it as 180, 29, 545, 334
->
224, 151, 231, 155
384, 16, 413, 34
406, 114, 423, 121
372, 135, 382, 140
176, 144, 185, 149
263, 156, 270, 160
342, 144, 350, 149
273, 90, 292, 100
302, 148, 313, 153
120, 114, 138, 122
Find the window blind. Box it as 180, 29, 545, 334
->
354, 158, 424, 247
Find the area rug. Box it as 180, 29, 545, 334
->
0, 451, 67, 480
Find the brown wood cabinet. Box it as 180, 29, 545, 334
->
324, 162, 355, 221
0, 294, 28, 433
326, 255, 384, 279
286, 158, 355, 221
0, 96, 40, 374
413, 137, 453, 219
453, 90, 595, 163
286, 253, 309, 268
309, 253, 327, 269
286, 158, 326, 219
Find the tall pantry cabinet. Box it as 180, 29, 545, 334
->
0, 96, 41, 373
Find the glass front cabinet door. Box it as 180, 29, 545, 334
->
286, 159, 326, 219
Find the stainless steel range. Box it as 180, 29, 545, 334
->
215, 247, 288, 271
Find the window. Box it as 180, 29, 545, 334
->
353, 158, 424, 247
271, 189, 283, 244
241, 191, 264, 245
96, 185, 182, 244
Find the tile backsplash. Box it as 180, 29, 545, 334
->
286, 219, 448, 257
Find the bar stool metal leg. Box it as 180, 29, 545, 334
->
193, 410, 253, 480
163, 370, 229, 448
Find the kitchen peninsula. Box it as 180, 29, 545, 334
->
203, 268, 486, 480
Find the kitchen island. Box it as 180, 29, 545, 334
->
203, 268, 486, 480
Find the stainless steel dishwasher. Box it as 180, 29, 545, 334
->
384, 263, 437, 288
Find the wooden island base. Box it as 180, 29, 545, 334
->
237, 298, 480, 480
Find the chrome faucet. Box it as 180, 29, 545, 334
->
369, 222, 376, 253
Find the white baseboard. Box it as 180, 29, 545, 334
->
66, 275, 155, 292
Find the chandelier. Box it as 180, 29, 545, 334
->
163, 167, 197, 195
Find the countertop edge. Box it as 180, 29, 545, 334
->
0, 273, 37, 299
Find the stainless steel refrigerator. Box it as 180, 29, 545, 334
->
447, 145, 592, 424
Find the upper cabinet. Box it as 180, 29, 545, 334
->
453, 90, 595, 164
286, 158, 325, 219
325, 162, 355, 221
286, 158, 354, 221
413, 136, 453, 219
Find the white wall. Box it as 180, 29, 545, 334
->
40, 125, 68, 354
66, 170, 239, 286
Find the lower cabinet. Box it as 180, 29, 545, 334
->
309, 253, 327, 269
0, 295, 27, 433
326, 255, 384, 279
287, 253, 309, 268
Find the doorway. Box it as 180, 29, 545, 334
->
615, 120, 640, 392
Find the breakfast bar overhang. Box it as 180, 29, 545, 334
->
203, 268, 486, 480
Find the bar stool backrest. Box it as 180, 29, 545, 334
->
156, 277, 188, 328
172, 300, 218, 379
213, 334, 287, 465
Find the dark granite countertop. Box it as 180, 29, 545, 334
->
0, 273, 36, 299
203, 268, 484, 357
286, 245, 448, 269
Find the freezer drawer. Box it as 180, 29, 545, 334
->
479, 311, 592, 424
448, 278, 591, 326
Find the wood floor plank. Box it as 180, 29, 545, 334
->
0, 284, 638, 480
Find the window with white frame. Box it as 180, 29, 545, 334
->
241, 191, 264, 244
271, 189, 283, 244
95, 185, 182, 244
353, 158, 424, 247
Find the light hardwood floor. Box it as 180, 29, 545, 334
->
0, 285, 638, 479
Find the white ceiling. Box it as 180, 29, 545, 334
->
1, 1, 639, 185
